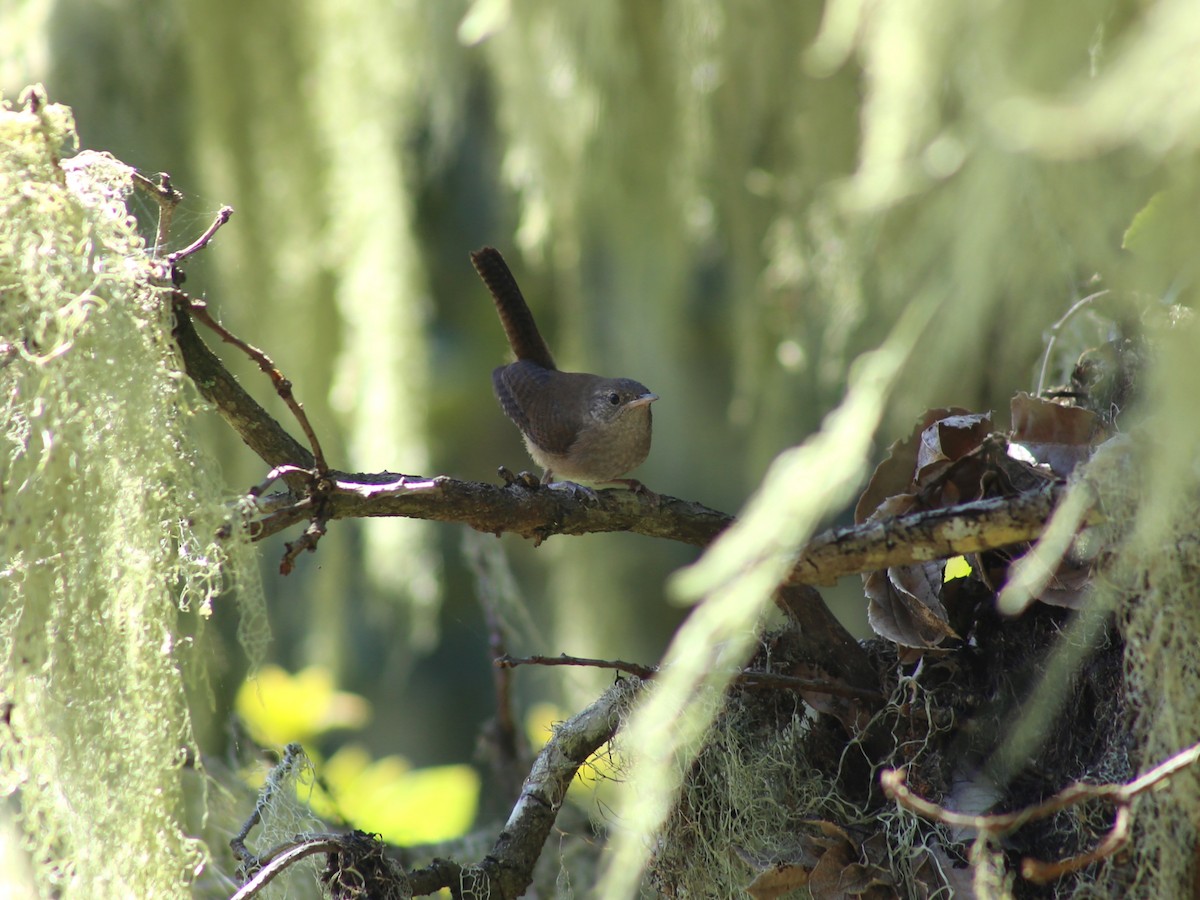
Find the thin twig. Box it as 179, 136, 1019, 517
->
182, 295, 328, 473
463, 535, 528, 809
230, 743, 309, 868
1119, 739, 1200, 795
248, 465, 314, 498
496, 653, 884, 702
172, 306, 315, 474
280, 514, 330, 575
883, 740, 1200, 883
168, 206, 234, 263
478, 569, 518, 754
1036, 289, 1110, 397
131, 169, 183, 257
230, 834, 348, 900
1021, 806, 1130, 883
497, 653, 656, 679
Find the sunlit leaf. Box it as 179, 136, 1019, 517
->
235, 665, 372, 747
944, 556, 972, 581
320, 744, 479, 845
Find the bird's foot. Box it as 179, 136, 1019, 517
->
498, 465, 543, 489
543, 480, 600, 504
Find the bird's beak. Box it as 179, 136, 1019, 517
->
627, 392, 658, 409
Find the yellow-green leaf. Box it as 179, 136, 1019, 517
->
943, 556, 972, 582
235, 665, 371, 747
322, 744, 479, 844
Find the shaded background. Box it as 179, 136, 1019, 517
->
5, 0, 1194, 780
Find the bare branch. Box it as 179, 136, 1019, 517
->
883, 740, 1200, 884
485, 677, 640, 897
230, 743, 309, 871
171, 287, 1088, 584
180, 295, 328, 472
1021, 806, 1130, 883
131, 169, 183, 257
497, 653, 656, 680
230, 834, 346, 900
172, 307, 315, 476
280, 513, 330, 575
168, 206, 234, 264
256, 472, 734, 548
496, 653, 884, 702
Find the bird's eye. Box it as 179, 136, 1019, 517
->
608, 392, 621, 406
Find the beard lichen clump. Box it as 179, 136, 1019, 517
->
0, 89, 262, 897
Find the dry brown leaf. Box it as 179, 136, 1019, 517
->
807, 839, 858, 898
866, 563, 959, 649
856, 408, 973, 524
853, 398, 1105, 642
862, 493, 957, 648
745, 861, 811, 899
915, 412, 993, 479
890, 561, 951, 617
739, 826, 847, 899
1010, 392, 1109, 477
837, 862, 898, 896
864, 492, 918, 524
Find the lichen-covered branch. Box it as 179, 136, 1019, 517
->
482, 676, 640, 897
231, 679, 641, 899
789, 482, 1099, 586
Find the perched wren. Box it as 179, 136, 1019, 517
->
470, 247, 657, 490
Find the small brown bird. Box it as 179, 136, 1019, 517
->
470, 247, 657, 490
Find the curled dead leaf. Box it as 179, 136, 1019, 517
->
1010, 392, 1109, 478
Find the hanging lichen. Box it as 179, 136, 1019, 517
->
0, 89, 264, 898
